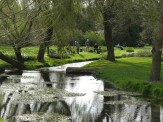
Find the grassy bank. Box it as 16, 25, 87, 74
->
0, 46, 150, 69
0, 46, 102, 69
85, 57, 163, 100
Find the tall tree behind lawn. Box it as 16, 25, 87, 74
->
94, 0, 116, 61
93, 0, 134, 61
150, 0, 163, 81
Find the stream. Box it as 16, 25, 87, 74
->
0, 61, 162, 122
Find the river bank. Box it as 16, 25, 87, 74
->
0, 52, 102, 70
85, 57, 163, 102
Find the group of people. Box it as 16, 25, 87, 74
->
74, 39, 100, 54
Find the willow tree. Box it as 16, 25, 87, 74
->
35, 0, 54, 62
0, 0, 39, 68
36, 0, 83, 62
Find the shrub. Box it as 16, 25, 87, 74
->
132, 82, 141, 91
135, 50, 152, 57
49, 53, 70, 59
121, 52, 135, 58
153, 88, 161, 97
83, 31, 104, 46
141, 84, 152, 95
24, 56, 36, 61
126, 47, 134, 52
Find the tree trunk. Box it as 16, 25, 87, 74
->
150, 5, 163, 81
14, 47, 24, 64
150, 45, 162, 81
37, 44, 46, 62
103, 11, 115, 61
0, 51, 25, 69
47, 47, 49, 56
37, 27, 53, 62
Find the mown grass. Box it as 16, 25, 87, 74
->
85, 57, 163, 101
0, 45, 152, 70
0, 46, 103, 69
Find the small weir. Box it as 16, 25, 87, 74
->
0, 61, 162, 122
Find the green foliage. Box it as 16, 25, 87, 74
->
135, 50, 152, 57
83, 31, 104, 46
75, 13, 96, 33
121, 53, 135, 58
152, 88, 160, 97
126, 47, 134, 52
72, 29, 85, 45
141, 83, 152, 95
140, 23, 154, 45
49, 53, 70, 59
113, 1, 143, 47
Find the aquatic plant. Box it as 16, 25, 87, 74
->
11, 92, 62, 103
15, 113, 71, 122
0, 83, 85, 104
0, 83, 38, 94
94, 89, 142, 97
105, 100, 150, 105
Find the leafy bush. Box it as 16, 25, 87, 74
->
23, 55, 36, 61
49, 53, 70, 59
83, 31, 104, 46
153, 88, 161, 97
121, 52, 135, 57
126, 47, 134, 52
141, 84, 152, 95
135, 50, 152, 57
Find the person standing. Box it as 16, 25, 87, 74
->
85, 39, 90, 52
75, 41, 80, 54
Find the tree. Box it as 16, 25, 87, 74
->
36, 0, 54, 62
36, 0, 83, 62
92, 0, 135, 61
150, 0, 163, 81
0, 0, 38, 66
93, 0, 117, 61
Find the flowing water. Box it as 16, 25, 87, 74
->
0, 61, 162, 122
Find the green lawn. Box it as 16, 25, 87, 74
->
85, 57, 163, 100
0, 46, 102, 69
0, 45, 152, 69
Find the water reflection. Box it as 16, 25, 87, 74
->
65, 76, 104, 122
0, 61, 162, 122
